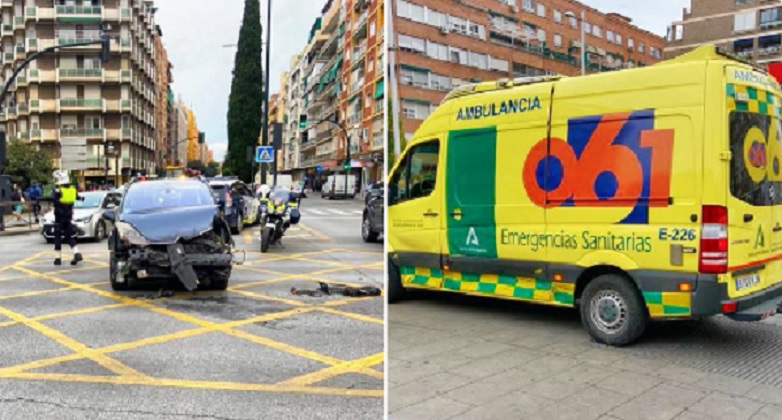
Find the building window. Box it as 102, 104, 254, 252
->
427, 9, 445, 27
615, 33, 622, 45
468, 51, 488, 69
568, 12, 577, 28
537, 28, 546, 42
593, 25, 601, 38
554, 34, 562, 46
583, 21, 591, 34
553, 10, 562, 23
628, 37, 634, 49
537, 3, 546, 17
606, 30, 614, 42
734, 11, 757, 32
523, 0, 534, 13
402, 99, 431, 120
639, 42, 645, 53
760, 7, 782, 27
673, 25, 683, 41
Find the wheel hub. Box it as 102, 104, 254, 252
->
590, 291, 627, 334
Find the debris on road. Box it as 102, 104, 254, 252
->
291, 282, 381, 297
133, 289, 176, 300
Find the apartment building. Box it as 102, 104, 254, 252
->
153, 24, 172, 170
666, 0, 782, 79
283, 53, 304, 177
391, 0, 665, 137
267, 90, 287, 174
174, 98, 187, 166
0, 0, 160, 186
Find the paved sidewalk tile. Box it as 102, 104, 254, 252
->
598, 371, 663, 397
746, 384, 782, 406
750, 405, 782, 420
389, 372, 473, 412
687, 393, 765, 420
692, 374, 759, 396
390, 397, 472, 420
448, 392, 550, 420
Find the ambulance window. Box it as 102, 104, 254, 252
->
389, 141, 440, 205
729, 111, 782, 206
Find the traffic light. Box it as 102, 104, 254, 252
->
101, 35, 111, 64
342, 158, 351, 171
198, 132, 205, 144
298, 114, 307, 129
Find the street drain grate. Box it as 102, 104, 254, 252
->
624, 317, 782, 386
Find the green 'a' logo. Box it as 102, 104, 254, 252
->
755, 225, 766, 249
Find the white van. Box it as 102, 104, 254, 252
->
322, 174, 356, 199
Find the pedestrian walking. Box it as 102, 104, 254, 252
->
37, 170, 84, 266
10, 184, 24, 222
26, 182, 42, 223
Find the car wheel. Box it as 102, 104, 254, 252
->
94, 220, 106, 241
206, 267, 231, 290
231, 214, 243, 234
45, 237, 53, 244
109, 253, 129, 291
388, 260, 406, 303
362, 214, 379, 243
580, 274, 647, 347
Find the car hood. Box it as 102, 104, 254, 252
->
43, 208, 98, 223
119, 205, 217, 243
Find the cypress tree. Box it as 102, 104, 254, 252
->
226, 0, 263, 182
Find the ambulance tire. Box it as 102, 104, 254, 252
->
580, 274, 646, 346
388, 261, 405, 303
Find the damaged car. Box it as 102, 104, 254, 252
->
102, 178, 236, 292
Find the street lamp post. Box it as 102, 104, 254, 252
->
260, 0, 272, 186
565, 11, 586, 76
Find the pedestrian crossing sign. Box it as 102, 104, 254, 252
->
255, 146, 274, 163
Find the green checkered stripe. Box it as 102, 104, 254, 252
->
400, 266, 575, 306
642, 290, 691, 317
727, 83, 782, 117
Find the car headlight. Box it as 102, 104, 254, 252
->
115, 222, 148, 246
75, 215, 92, 223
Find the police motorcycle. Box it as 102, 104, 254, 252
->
259, 187, 301, 253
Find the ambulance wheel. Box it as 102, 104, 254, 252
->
387, 261, 405, 303
580, 274, 646, 346
109, 253, 129, 291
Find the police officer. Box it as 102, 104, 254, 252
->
38, 170, 84, 266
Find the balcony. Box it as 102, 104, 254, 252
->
105, 100, 120, 112
4, 52, 13, 62
58, 68, 103, 81
26, 38, 37, 52
55, 5, 102, 22
16, 75, 26, 87
59, 98, 104, 111
13, 16, 23, 29
60, 128, 104, 139
12, 132, 29, 142
56, 33, 102, 47
121, 99, 131, 110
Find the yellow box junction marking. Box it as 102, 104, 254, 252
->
0, 250, 384, 397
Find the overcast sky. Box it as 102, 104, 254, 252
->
155, 0, 689, 162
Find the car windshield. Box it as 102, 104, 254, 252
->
122, 181, 214, 214
74, 193, 104, 209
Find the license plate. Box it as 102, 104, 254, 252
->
735, 273, 760, 291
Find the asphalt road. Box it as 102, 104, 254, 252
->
0, 196, 384, 420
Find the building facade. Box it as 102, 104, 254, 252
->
665, 0, 782, 79
153, 24, 171, 173
0, 0, 161, 186
175, 99, 187, 166
391, 0, 665, 138
283, 53, 305, 177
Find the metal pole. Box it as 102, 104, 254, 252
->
345, 127, 350, 198
580, 10, 586, 76
260, 0, 272, 186
388, 0, 402, 160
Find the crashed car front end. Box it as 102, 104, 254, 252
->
112, 206, 236, 291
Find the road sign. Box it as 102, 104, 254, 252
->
316, 165, 322, 174
255, 146, 274, 163
61, 138, 87, 170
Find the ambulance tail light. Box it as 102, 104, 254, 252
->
699, 205, 728, 274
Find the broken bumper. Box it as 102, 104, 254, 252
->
126, 243, 232, 291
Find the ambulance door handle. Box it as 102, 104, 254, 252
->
774, 225, 782, 232
744, 214, 754, 223
423, 211, 439, 217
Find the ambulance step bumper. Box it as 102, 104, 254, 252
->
726, 294, 782, 322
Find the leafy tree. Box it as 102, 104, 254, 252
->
187, 160, 207, 173
2, 141, 53, 187
205, 161, 220, 177
226, 0, 263, 183
387, 96, 406, 173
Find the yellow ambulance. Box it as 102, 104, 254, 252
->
387, 45, 782, 346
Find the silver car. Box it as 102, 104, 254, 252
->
40, 190, 123, 242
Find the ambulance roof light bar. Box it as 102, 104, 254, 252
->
441, 75, 564, 104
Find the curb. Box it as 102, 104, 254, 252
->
0, 228, 38, 237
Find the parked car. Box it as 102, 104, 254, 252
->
365, 181, 384, 205
103, 178, 234, 291
322, 174, 356, 199
40, 190, 123, 243
362, 187, 383, 243
208, 179, 260, 234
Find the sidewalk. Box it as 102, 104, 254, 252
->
0, 216, 39, 236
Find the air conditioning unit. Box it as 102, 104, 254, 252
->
440, 25, 450, 34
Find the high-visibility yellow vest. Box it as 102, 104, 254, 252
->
59, 186, 76, 204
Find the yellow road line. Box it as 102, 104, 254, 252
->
278, 352, 385, 387
0, 252, 46, 274
315, 307, 384, 325
0, 303, 131, 329
2, 372, 383, 398
232, 261, 384, 291
0, 303, 147, 379
297, 222, 331, 242
0, 286, 74, 301
82, 258, 109, 268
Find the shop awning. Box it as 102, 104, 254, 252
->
400, 63, 429, 73
374, 78, 384, 99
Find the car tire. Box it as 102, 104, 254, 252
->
45, 237, 53, 244
580, 274, 647, 347
109, 253, 129, 291
94, 221, 106, 242
362, 213, 379, 243
261, 227, 271, 253
206, 267, 231, 290
388, 260, 406, 303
